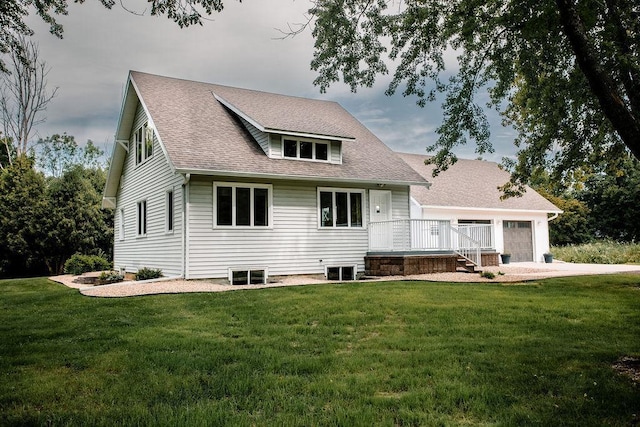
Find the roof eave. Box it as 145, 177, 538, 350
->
419, 204, 563, 214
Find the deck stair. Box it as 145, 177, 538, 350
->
456, 257, 480, 273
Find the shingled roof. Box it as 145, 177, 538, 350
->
398, 153, 561, 212
112, 71, 426, 185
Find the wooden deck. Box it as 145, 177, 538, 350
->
365, 252, 499, 276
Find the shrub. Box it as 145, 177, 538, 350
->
98, 271, 124, 284
552, 240, 640, 264
480, 271, 495, 279
64, 254, 111, 275
135, 267, 163, 281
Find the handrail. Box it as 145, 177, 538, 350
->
368, 219, 486, 268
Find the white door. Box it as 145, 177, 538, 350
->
369, 190, 393, 249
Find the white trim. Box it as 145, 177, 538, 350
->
317, 187, 365, 229
175, 168, 427, 187
118, 208, 125, 241
213, 182, 273, 229
420, 204, 563, 214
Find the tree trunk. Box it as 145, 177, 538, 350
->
556, 0, 640, 160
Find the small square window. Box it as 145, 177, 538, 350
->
232, 270, 248, 285
300, 141, 313, 159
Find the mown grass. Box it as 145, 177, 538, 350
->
552, 240, 640, 264
1, 275, 639, 426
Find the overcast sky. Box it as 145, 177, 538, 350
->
23, 0, 516, 162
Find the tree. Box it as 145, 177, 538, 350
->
0, 155, 49, 277
579, 154, 640, 241
306, 0, 639, 194
0, 36, 57, 164
37, 133, 104, 177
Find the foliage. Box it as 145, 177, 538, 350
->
538, 188, 593, 246
480, 271, 495, 279
97, 270, 124, 284
1, 276, 639, 425
307, 0, 639, 194
37, 133, 105, 177
134, 267, 163, 281
552, 241, 640, 265
0, 0, 226, 73
578, 155, 640, 242
0, 155, 49, 277
63, 253, 111, 276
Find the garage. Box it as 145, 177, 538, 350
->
503, 221, 534, 262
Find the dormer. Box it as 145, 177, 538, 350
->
213, 90, 355, 165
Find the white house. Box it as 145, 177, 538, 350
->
102, 71, 429, 283
397, 153, 562, 263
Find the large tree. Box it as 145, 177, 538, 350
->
307, 0, 640, 193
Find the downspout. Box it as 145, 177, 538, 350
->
182, 173, 191, 279
548, 212, 560, 221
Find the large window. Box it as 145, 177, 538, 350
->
137, 200, 147, 236
283, 138, 329, 161
214, 183, 272, 227
135, 123, 153, 165
318, 188, 364, 228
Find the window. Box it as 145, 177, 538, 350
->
137, 200, 147, 236
318, 188, 364, 228
119, 208, 125, 240
282, 138, 330, 162
229, 267, 268, 285
326, 265, 356, 281
166, 190, 174, 232
214, 183, 272, 227
135, 123, 153, 165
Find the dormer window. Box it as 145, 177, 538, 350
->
283, 138, 329, 162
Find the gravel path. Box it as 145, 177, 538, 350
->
49, 262, 640, 298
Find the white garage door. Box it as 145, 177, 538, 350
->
503, 221, 533, 262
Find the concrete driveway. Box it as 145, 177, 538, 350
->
511, 261, 640, 275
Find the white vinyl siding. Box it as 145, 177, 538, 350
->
186, 179, 410, 279
113, 103, 184, 276
239, 117, 269, 154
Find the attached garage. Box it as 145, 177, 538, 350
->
503, 221, 534, 262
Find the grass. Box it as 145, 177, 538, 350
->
552, 241, 640, 264
1, 276, 639, 426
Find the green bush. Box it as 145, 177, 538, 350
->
64, 254, 111, 275
480, 271, 495, 279
552, 240, 640, 264
98, 271, 124, 284
135, 267, 163, 281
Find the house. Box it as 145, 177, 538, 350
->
102, 71, 429, 283
397, 153, 562, 263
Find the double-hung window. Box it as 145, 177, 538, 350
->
318, 188, 364, 228
135, 123, 154, 165
137, 200, 147, 236
283, 138, 329, 161
214, 183, 272, 227
119, 208, 125, 240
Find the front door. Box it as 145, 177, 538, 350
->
369, 190, 393, 249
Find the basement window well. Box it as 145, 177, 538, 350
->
229, 267, 268, 285
326, 265, 356, 281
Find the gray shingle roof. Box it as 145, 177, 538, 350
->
129, 71, 426, 184
397, 153, 561, 212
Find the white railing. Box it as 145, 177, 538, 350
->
368, 219, 493, 267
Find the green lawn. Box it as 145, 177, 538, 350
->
1, 276, 639, 426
